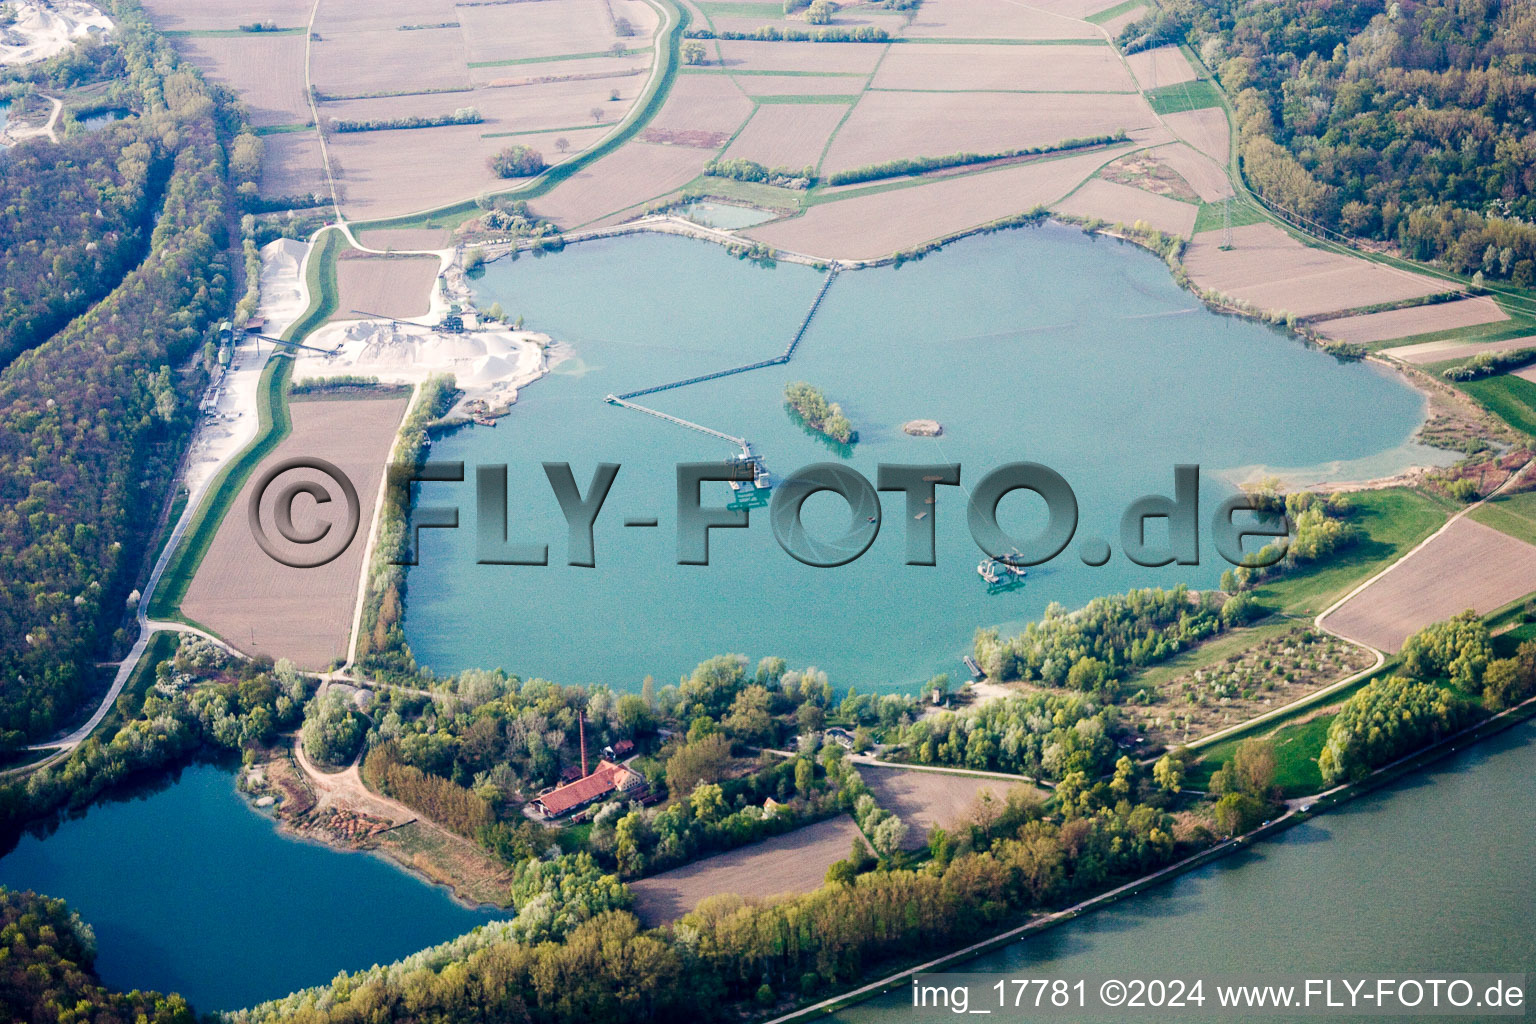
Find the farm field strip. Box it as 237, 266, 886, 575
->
869, 42, 1137, 93
857, 765, 1040, 850
1321, 517, 1536, 654
1313, 297, 1510, 345
179, 395, 410, 671
901, 0, 1102, 40
1161, 107, 1230, 164
1124, 45, 1198, 90
1055, 177, 1197, 236
1183, 224, 1447, 319
722, 103, 849, 170
1380, 332, 1536, 365
629, 816, 865, 925
744, 146, 1124, 260
818, 90, 1158, 176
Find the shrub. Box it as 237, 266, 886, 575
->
489, 144, 547, 178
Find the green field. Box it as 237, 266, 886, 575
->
149, 227, 343, 619
1144, 79, 1222, 114
1192, 198, 1264, 235
1250, 487, 1452, 618
697, 1, 785, 14
1189, 714, 1332, 797
1085, 0, 1146, 25
1470, 490, 1536, 545
1459, 374, 1536, 436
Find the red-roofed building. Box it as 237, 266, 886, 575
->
533, 759, 644, 818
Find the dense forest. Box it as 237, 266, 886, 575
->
1124, 0, 1536, 284
0, 134, 162, 372
0, 0, 250, 748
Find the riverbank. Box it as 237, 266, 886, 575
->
760, 685, 1536, 1024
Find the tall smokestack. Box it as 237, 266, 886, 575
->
579, 711, 587, 778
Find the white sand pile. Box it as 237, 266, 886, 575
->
295, 319, 548, 411
260, 238, 310, 335
0, 1, 112, 65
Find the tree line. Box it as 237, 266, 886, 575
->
0, 0, 246, 749
1126, 0, 1536, 285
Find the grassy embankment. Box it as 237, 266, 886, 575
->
148, 227, 344, 621
348, 0, 687, 236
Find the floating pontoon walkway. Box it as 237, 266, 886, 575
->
603, 395, 749, 449
613, 265, 839, 401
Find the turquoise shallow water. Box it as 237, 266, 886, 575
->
0, 763, 500, 1011
405, 225, 1445, 690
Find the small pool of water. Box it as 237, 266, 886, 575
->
0, 762, 502, 1011
673, 200, 780, 229
81, 108, 129, 132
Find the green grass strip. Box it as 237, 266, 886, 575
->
150, 228, 343, 619
749, 93, 859, 103
1192, 198, 1265, 234
254, 122, 312, 136
480, 122, 618, 138
97, 631, 180, 742
163, 27, 304, 37
1085, 0, 1145, 25
1459, 374, 1536, 437
1469, 490, 1536, 546
1144, 79, 1222, 114
352, 0, 689, 234
467, 47, 649, 69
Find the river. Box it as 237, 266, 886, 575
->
834, 719, 1536, 1023
405, 225, 1448, 690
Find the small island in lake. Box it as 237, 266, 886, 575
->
784, 380, 857, 444
902, 419, 943, 437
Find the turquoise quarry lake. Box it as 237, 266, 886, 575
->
407, 225, 1447, 689
0, 226, 1520, 1018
